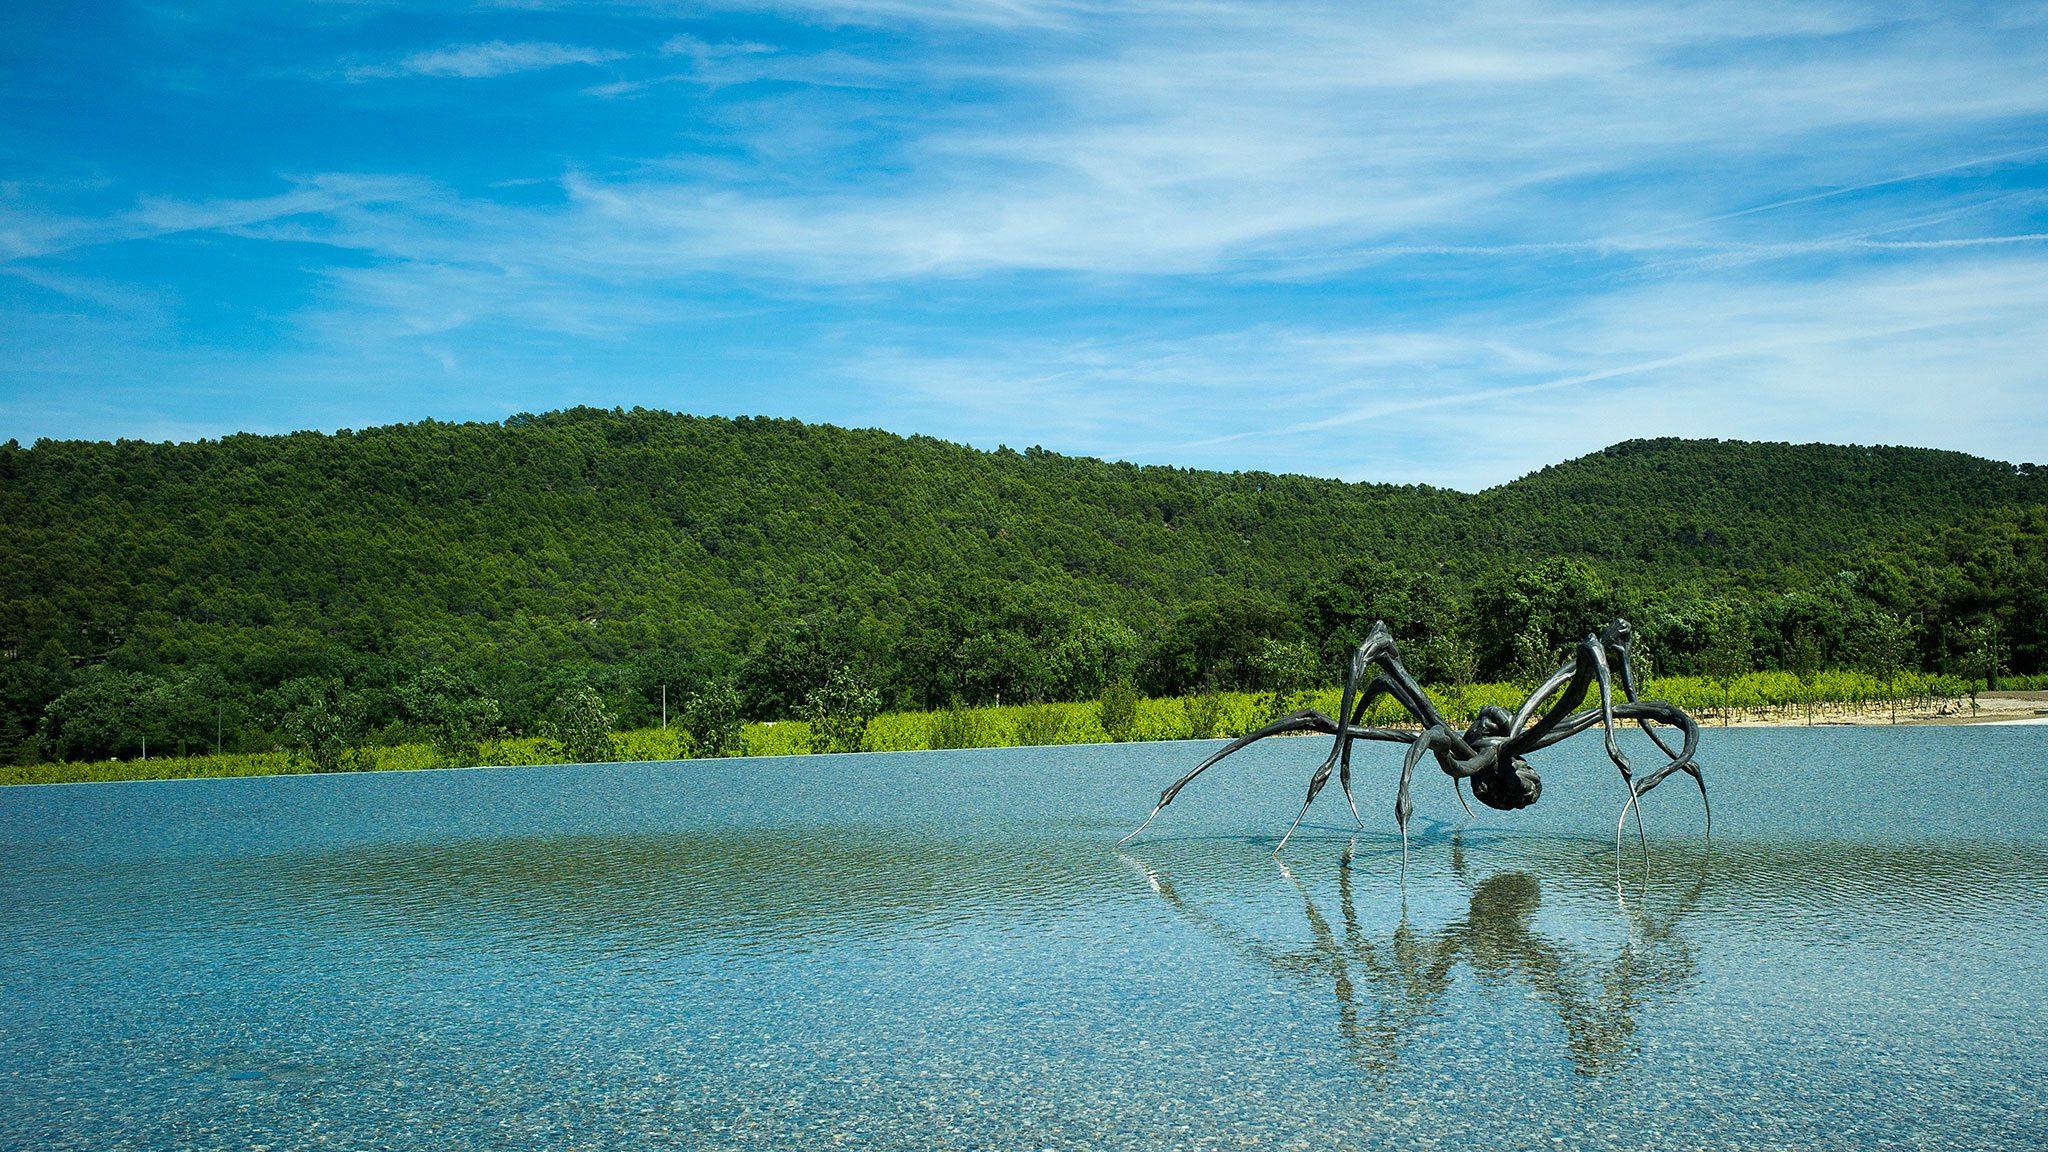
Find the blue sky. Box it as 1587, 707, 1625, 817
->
4, 0, 2046, 490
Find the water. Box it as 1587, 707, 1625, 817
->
2, 725, 2045, 1150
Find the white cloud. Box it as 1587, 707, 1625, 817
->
358, 41, 627, 81
832, 252, 2048, 488
659, 35, 778, 62
726, 0, 1085, 29
463, 0, 2048, 283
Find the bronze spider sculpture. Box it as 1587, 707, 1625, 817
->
1119, 619, 1709, 863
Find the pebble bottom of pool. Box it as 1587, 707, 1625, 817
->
3, 725, 2045, 1150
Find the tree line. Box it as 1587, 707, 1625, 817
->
1, 409, 2041, 765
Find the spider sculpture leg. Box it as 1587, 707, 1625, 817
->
1393, 724, 1466, 874
1276, 622, 1475, 853
1276, 711, 1419, 853
1612, 699, 1709, 836
1341, 668, 1475, 821
1119, 620, 1454, 852
1589, 618, 1691, 765
1581, 627, 1655, 848
1332, 622, 1484, 818
1508, 630, 1631, 780
1597, 619, 1702, 798
1117, 708, 1344, 846
1540, 694, 1709, 869
1323, 623, 1401, 769
1586, 627, 1631, 774
1601, 624, 1709, 841
1520, 694, 1707, 861
1502, 623, 1663, 828
1332, 672, 1442, 828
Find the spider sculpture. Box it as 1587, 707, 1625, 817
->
1119, 619, 1709, 863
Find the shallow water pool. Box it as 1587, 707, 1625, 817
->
3, 724, 2045, 1149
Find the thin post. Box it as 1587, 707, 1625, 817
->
662, 683, 668, 730
217, 700, 223, 755
141, 735, 146, 760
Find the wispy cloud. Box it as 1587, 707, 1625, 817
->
418, 1, 2048, 284
1, 175, 436, 262
659, 35, 778, 63
353, 41, 628, 81
835, 250, 2048, 487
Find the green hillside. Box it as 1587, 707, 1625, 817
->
3, 408, 2041, 762
1480, 439, 2046, 576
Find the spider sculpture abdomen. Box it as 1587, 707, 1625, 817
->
1469, 757, 1541, 810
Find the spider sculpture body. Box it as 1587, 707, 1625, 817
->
1119, 619, 1708, 861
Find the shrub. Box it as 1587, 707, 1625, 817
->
1182, 687, 1224, 740
1013, 701, 1066, 747
545, 684, 620, 764
274, 677, 375, 773
1097, 678, 1140, 742
680, 680, 746, 757
927, 698, 986, 750
400, 667, 502, 768
801, 668, 880, 754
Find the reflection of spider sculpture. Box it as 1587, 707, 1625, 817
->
1120, 618, 1709, 859
1125, 838, 1706, 1077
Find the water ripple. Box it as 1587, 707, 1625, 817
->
3, 729, 2046, 1151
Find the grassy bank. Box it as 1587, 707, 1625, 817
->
8, 670, 2043, 788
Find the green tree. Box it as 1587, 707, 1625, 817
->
1251, 637, 1321, 721
39, 669, 160, 761
273, 677, 374, 772
1301, 559, 1458, 681
1701, 604, 1752, 726
1954, 619, 2008, 714
956, 630, 1048, 706
544, 684, 620, 764
1857, 610, 1913, 724
1787, 624, 1823, 726
680, 679, 747, 757
1048, 619, 1142, 701
1143, 600, 1301, 697
0, 657, 71, 764
737, 612, 881, 720
800, 667, 880, 754
631, 644, 722, 733
1097, 678, 1141, 743
1511, 624, 1562, 695
1432, 635, 1481, 726
1469, 559, 1617, 682
400, 666, 501, 767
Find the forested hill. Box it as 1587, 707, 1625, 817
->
5, 410, 2039, 647
2, 407, 2042, 758
1478, 438, 2046, 575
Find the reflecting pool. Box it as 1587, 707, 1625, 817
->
3, 725, 2045, 1149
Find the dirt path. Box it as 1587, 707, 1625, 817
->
1705, 690, 2048, 728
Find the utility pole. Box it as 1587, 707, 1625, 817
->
141, 735, 146, 760
662, 683, 668, 730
